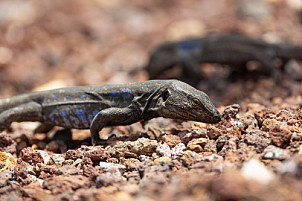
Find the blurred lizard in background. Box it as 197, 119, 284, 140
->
145, 34, 302, 86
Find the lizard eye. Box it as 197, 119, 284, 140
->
162, 90, 170, 101
192, 98, 200, 105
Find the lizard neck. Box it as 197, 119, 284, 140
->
140, 86, 164, 121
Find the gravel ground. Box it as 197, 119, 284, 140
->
0, 0, 302, 200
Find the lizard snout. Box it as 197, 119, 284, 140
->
213, 112, 221, 123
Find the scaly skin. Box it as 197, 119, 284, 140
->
0, 80, 221, 145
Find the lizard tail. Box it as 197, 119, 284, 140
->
275, 45, 302, 60
0, 97, 17, 130
0, 98, 13, 114
0, 95, 31, 114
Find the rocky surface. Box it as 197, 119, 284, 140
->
0, 0, 302, 200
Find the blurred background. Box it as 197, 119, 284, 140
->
1, 0, 302, 106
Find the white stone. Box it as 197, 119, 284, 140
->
37, 178, 44, 187
240, 159, 275, 185
72, 158, 82, 166
203, 154, 223, 161
171, 143, 186, 159
99, 162, 126, 172
277, 158, 299, 175
263, 145, 290, 160
156, 143, 172, 158
51, 154, 65, 166
38, 150, 51, 165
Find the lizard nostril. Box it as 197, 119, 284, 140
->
214, 113, 221, 122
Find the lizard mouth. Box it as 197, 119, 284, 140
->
212, 112, 221, 123
182, 109, 221, 124
198, 110, 221, 124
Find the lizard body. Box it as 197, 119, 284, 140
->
146, 34, 302, 85
0, 80, 221, 145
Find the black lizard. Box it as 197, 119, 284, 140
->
0, 80, 221, 145
145, 34, 302, 85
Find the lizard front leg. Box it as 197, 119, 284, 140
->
180, 58, 202, 86
257, 57, 282, 83
90, 107, 141, 146
0, 101, 43, 131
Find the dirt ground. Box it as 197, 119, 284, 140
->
0, 0, 302, 200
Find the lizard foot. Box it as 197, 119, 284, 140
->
91, 138, 107, 146
107, 133, 117, 141
91, 134, 117, 146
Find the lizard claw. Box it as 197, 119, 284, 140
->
91, 138, 107, 146
91, 134, 117, 146
106, 133, 117, 141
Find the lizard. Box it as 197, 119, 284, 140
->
0, 80, 221, 145
145, 34, 302, 85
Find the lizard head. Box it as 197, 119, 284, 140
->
145, 39, 202, 80
145, 42, 180, 79
156, 80, 221, 124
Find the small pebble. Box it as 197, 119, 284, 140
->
0, 151, 16, 171
51, 154, 65, 166
25, 166, 35, 175
154, 157, 171, 165
241, 159, 275, 185
187, 138, 208, 153
27, 174, 38, 182
263, 145, 290, 160
203, 154, 223, 162
72, 159, 82, 166
277, 158, 299, 175
38, 150, 51, 164
222, 104, 240, 120
95, 168, 124, 188
99, 162, 126, 172
138, 155, 153, 162
130, 138, 158, 156
156, 143, 172, 157
37, 178, 44, 187
171, 143, 186, 159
